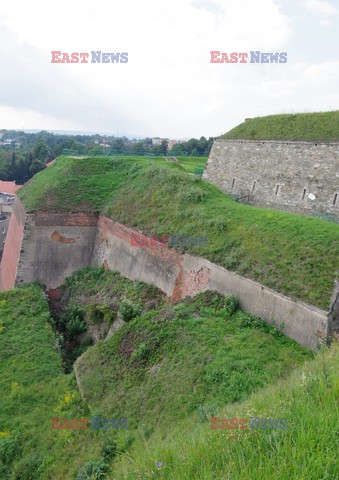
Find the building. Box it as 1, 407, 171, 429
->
0, 182, 22, 260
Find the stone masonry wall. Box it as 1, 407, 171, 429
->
203, 139, 339, 218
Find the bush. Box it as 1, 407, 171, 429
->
196, 403, 218, 422
62, 305, 87, 340
224, 296, 240, 315
12, 452, 42, 480
119, 301, 142, 322
100, 439, 117, 461
76, 460, 109, 480
0, 437, 20, 465
85, 304, 115, 326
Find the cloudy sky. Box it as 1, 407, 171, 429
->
0, 0, 338, 138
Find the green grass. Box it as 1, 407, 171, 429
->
0, 274, 337, 480
74, 269, 311, 431
111, 340, 339, 480
18, 157, 339, 309
221, 111, 339, 141
0, 286, 95, 479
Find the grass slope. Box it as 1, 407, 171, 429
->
0, 275, 336, 480
112, 340, 339, 480
0, 286, 104, 479
74, 270, 311, 430
221, 111, 339, 141
18, 157, 339, 309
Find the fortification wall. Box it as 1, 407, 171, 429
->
15, 211, 98, 289
0, 198, 26, 290
93, 218, 328, 350
0, 200, 335, 350
203, 139, 339, 218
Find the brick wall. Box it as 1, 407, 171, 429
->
0, 198, 26, 289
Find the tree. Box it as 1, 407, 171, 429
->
8, 152, 17, 180
160, 139, 169, 155
32, 141, 48, 161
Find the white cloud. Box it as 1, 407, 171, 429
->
301, 0, 338, 16
0, 1, 337, 137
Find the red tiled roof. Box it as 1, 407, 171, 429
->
0, 181, 22, 195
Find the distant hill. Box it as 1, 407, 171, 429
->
221, 111, 339, 142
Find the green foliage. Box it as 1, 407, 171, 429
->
85, 304, 115, 326
221, 111, 339, 141
0, 277, 336, 480
100, 438, 117, 461
76, 277, 311, 431
119, 300, 142, 322
0, 437, 20, 465
224, 295, 240, 315
76, 460, 109, 480
111, 342, 339, 480
63, 305, 87, 340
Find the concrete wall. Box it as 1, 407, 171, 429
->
15, 211, 98, 290
93, 220, 328, 350
0, 199, 336, 350
203, 139, 339, 218
0, 198, 26, 289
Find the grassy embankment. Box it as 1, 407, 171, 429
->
18, 156, 339, 309
0, 269, 317, 479
221, 111, 339, 141
1, 275, 337, 479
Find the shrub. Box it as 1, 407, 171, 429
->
0, 437, 20, 465
196, 403, 218, 422
119, 301, 142, 322
76, 460, 109, 480
100, 439, 117, 461
224, 296, 240, 315
85, 304, 115, 326
12, 452, 42, 480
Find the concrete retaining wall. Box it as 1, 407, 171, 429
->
0, 198, 336, 350
15, 211, 98, 289
203, 139, 339, 218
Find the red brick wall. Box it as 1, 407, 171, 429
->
0, 198, 26, 290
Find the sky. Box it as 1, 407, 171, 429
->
0, 0, 338, 138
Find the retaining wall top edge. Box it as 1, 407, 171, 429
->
215, 139, 339, 146
183, 253, 328, 317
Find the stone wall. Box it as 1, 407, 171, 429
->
203, 139, 339, 218
0, 198, 336, 350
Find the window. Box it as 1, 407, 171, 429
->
275, 184, 280, 195
252, 181, 256, 192
302, 188, 306, 200
231, 178, 235, 188
333, 193, 338, 206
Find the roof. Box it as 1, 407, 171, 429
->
46, 159, 56, 167
0, 181, 22, 195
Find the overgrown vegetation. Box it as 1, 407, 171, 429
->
0, 272, 321, 479
18, 157, 339, 309
221, 111, 339, 141
111, 340, 339, 480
